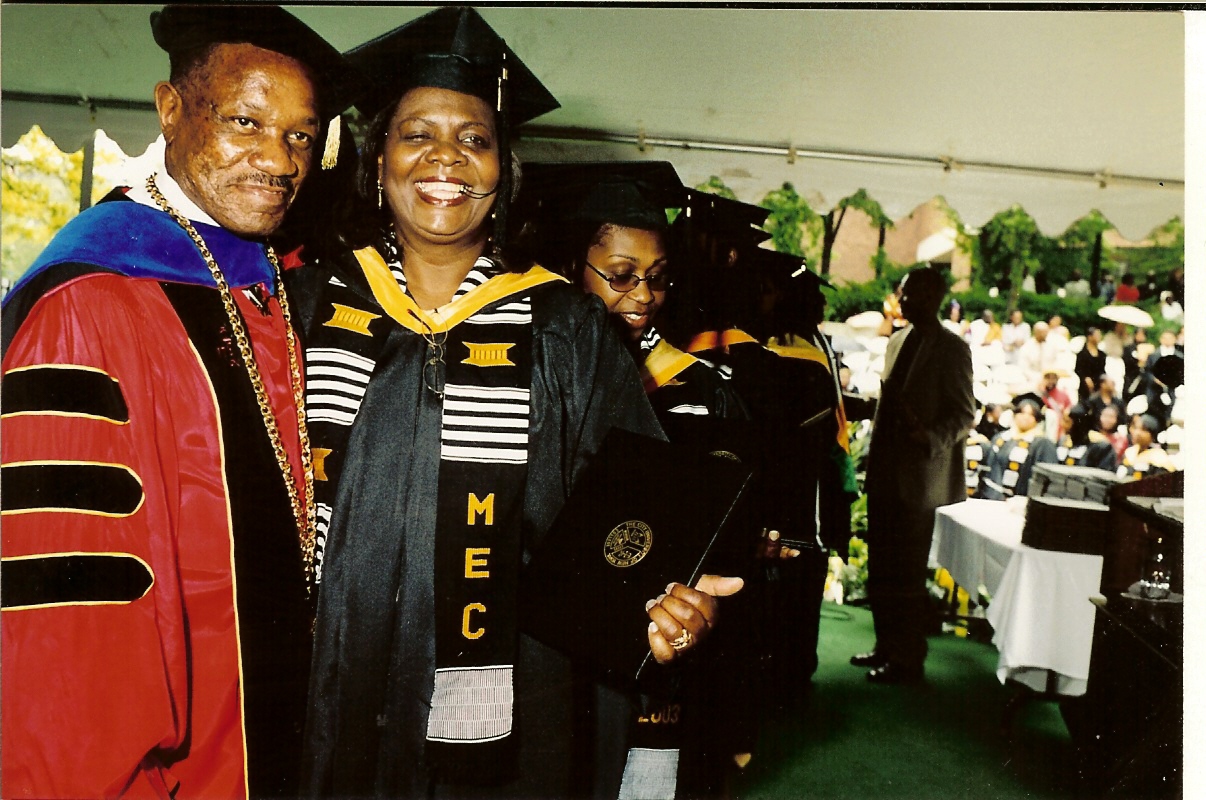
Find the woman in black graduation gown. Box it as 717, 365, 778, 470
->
514, 162, 746, 431
289, 9, 738, 797
976, 393, 1059, 500
1055, 405, 1118, 473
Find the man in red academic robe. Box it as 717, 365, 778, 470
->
1, 7, 357, 797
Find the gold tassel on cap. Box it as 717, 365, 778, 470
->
321, 117, 340, 170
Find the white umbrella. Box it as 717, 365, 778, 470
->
1098, 304, 1155, 328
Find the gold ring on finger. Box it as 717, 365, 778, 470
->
669, 628, 694, 651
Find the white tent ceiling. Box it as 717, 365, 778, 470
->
1, 4, 1187, 239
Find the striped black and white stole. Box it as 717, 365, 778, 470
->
301, 240, 563, 775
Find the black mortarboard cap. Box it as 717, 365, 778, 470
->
150, 5, 361, 121
345, 6, 560, 123
1011, 392, 1045, 415
517, 162, 686, 232
680, 191, 773, 248
748, 248, 831, 288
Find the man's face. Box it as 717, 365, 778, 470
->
1043, 373, 1058, 391
1160, 331, 1177, 348
158, 43, 320, 237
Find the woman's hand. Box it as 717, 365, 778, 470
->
646, 575, 744, 664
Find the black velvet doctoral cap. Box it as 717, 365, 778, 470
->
346, 6, 560, 123
518, 161, 686, 231
150, 4, 361, 120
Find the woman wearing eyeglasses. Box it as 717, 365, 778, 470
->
515, 162, 745, 430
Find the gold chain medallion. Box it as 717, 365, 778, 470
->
604, 520, 654, 568
146, 174, 318, 588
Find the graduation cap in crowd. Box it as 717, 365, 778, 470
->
516, 161, 686, 232
1011, 392, 1046, 415
151, 4, 362, 168
346, 6, 560, 123
679, 191, 773, 250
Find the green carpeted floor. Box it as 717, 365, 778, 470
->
730, 603, 1084, 799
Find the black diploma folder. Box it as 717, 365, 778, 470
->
519, 427, 753, 688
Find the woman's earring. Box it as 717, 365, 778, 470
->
377, 179, 384, 210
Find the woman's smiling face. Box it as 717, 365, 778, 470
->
378, 86, 500, 248
581, 225, 669, 341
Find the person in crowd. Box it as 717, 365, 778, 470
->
0, 7, 358, 795
1142, 327, 1183, 428
1018, 321, 1058, 386
1074, 326, 1107, 398
1056, 405, 1118, 472
516, 162, 744, 430
287, 10, 740, 797
881, 281, 905, 336
964, 428, 991, 498
1021, 267, 1037, 294
1097, 273, 1116, 303
677, 196, 849, 678
1159, 290, 1183, 322
1142, 270, 1160, 301
1100, 320, 1131, 359
976, 393, 1059, 500
1122, 327, 1150, 395
516, 162, 765, 799
1001, 308, 1030, 365
1039, 368, 1073, 436
851, 267, 974, 685
1063, 269, 1091, 299
1114, 272, 1140, 303
1095, 404, 1129, 463
967, 308, 1001, 349
1084, 373, 1125, 430
1117, 414, 1178, 480
942, 299, 967, 338
1047, 313, 1071, 343
975, 402, 1009, 440
1167, 266, 1185, 305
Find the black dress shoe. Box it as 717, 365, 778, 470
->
850, 650, 888, 668
866, 662, 924, 685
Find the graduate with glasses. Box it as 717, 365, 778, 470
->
514, 161, 746, 429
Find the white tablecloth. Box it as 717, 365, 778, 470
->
931, 498, 1104, 696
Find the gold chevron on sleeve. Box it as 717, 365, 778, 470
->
323, 303, 382, 337
462, 343, 516, 368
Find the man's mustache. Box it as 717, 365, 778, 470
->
238, 173, 295, 194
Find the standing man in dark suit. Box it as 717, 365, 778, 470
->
851, 267, 975, 684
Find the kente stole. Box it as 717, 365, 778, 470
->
302, 244, 563, 771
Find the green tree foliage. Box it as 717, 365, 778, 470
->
822, 188, 895, 278
976, 205, 1043, 312
694, 175, 738, 200
2, 126, 125, 288
1114, 216, 1183, 286
759, 182, 821, 262
2, 127, 83, 285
